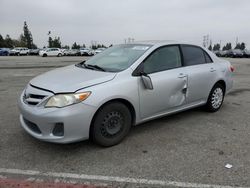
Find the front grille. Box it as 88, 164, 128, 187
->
24, 94, 47, 106
29, 94, 45, 99
23, 118, 42, 134
23, 84, 52, 106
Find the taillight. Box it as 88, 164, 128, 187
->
230, 65, 235, 72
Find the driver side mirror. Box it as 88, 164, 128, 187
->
140, 72, 153, 90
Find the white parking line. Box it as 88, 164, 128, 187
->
0, 168, 247, 188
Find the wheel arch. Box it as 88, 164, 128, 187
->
89, 98, 136, 139
215, 80, 226, 93
207, 79, 226, 102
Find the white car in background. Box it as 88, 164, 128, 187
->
10, 47, 29, 55
80, 48, 94, 56
94, 48, 106, 55
39, 48, 62, 57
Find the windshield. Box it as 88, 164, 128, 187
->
83, 44, 152, 72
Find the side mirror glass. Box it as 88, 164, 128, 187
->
141, 73, 153, 90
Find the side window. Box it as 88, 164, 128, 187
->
143, 46, 182, 74
182, 45, 206, 66
204, 52, 213, 63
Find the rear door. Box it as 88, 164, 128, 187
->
51, 49, 57, 56
181, 45, 217, 103
138, 45, 188, 119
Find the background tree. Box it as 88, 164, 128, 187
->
226, 43, 232, 50
208, 44, 212, 51
61, 45, 70, 49
0, 34, 5, 47
235, 43, 241, 49
23, 21, 34, 48
213, 43, 220, 51
48, 36, 61, 48
240, 42, 246, 50
222, 43, 232, 51
48, 37, 53, 48
234, 42, 245, 50
53, 37, 61, 48
72, 42, 81, 49
18, 34, 27, 47
91, 44, 97, 49
91, 43, 106, 49
4, 35, 14, 48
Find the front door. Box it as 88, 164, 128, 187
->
138, 45, 187, 119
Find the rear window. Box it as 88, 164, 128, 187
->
182, 45, 212, 66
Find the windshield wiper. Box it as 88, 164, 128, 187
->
84, 64, 106, 72
75, 61, 86, 68
76, 61, 106, 72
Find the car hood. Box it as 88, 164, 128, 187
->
30, 65, 116, 93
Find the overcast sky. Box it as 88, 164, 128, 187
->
1, 0, 250, 48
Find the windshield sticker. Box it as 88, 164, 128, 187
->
132, 46, 150, 50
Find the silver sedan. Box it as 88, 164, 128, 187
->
18, 41, 234, 146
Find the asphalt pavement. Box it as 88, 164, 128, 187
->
0, 56, 249, 187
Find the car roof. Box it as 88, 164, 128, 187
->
130, 40, 201, 47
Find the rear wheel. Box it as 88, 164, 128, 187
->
42, 53, 47, 57
91, 102, 132, 147
205, 83, 225, 112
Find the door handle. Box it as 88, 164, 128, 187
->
178, 73, 187, 78
210, 68, 216, 72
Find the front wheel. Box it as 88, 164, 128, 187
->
58, 53, 62, 57
91, 102, 132, 147
205, 83, 225, 112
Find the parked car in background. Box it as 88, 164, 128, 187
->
61, 49, 69, 56
228, 49, 244, 58
10, 47, 29, 56
9, 49, 17, 56
0, 48, 10, 56
214, 50, 223, 57
29, 49, 40, 55
94, 47, 106, 54
39, 48, 62, 57
68, 49, 81, 56
18, 41, 234, 146
220, 50, 229, 57
20, 48, 30, 55
242, 49, 250, 58
80, 48, 94, 56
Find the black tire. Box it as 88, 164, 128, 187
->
91, 102, 132, 147
205, 83, 225, 112
58, 53, 62, 57
43, 54, 47, 57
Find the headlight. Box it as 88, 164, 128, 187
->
45, 92, 91, 108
